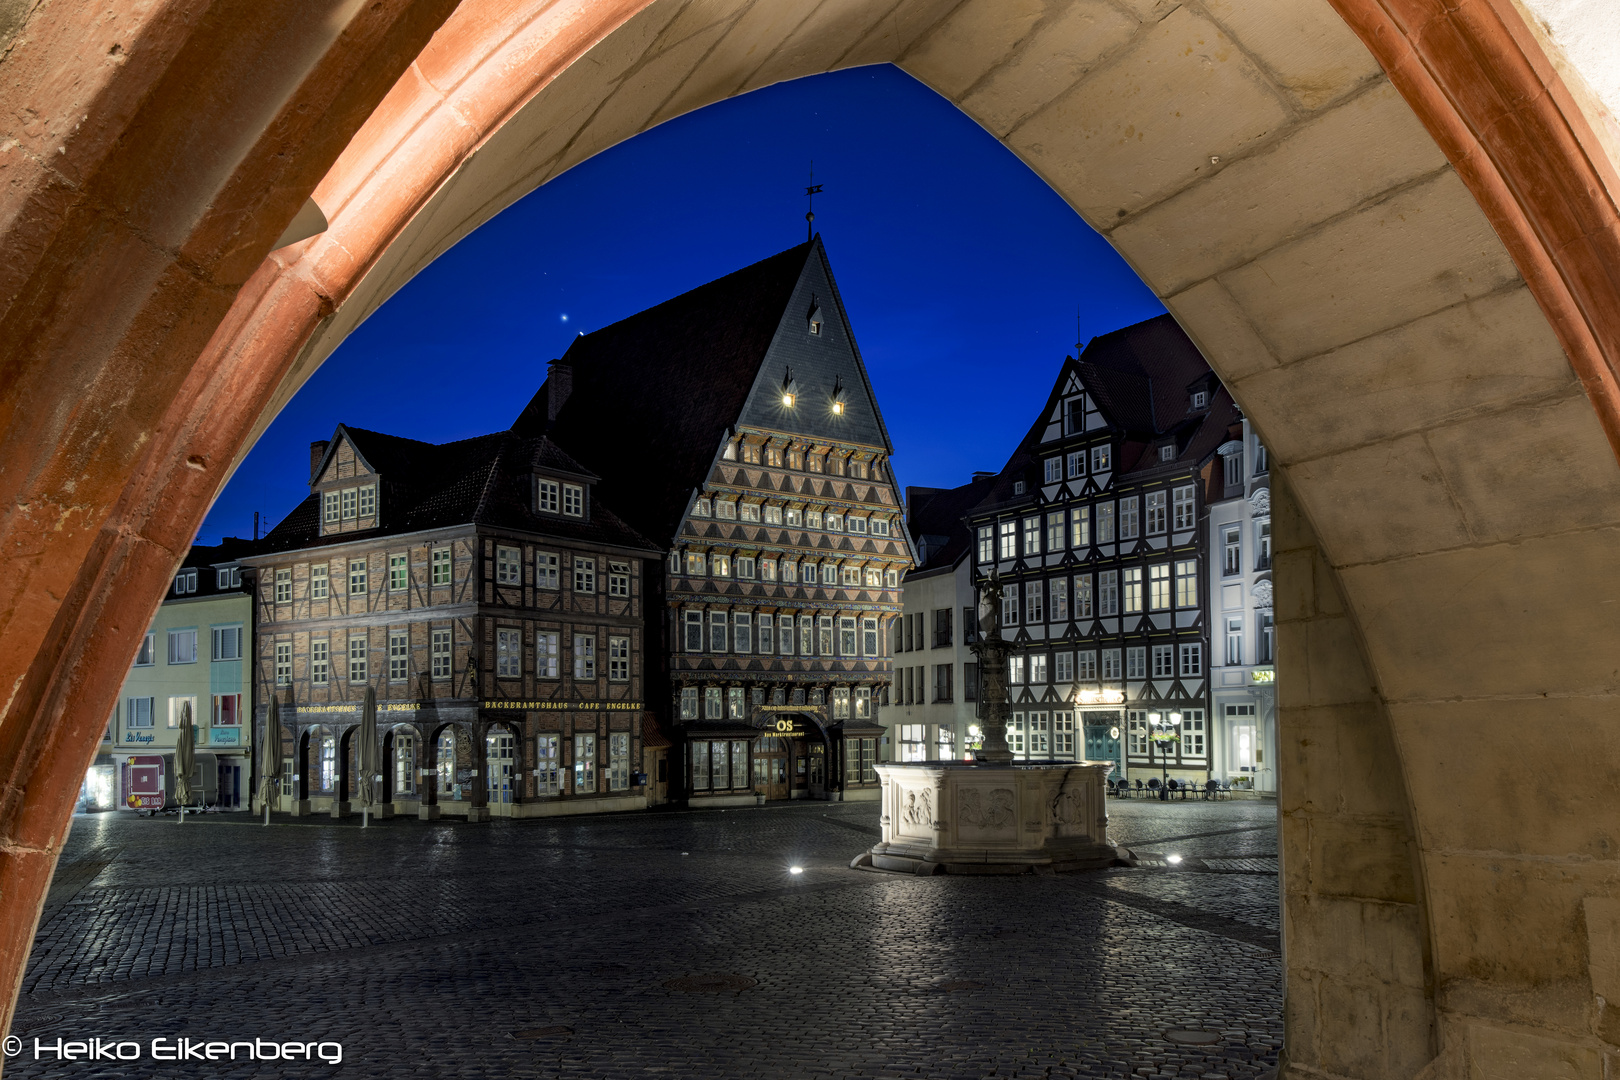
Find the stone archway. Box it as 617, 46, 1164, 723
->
3, 1, 1619, 1076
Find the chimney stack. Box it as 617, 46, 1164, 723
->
546, 360, 572, 424
309, 440, 329, 484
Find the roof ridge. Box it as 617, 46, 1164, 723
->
469, 433, 511, 522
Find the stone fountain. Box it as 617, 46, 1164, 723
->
854, 570, 1117, 875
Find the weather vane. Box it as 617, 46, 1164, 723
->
805, 161, 823, 243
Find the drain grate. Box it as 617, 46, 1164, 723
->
663, 974, 756, 993
510, 1026, 572, 1040
1163, 1029, 1222, 1045
937, 980, 986, 993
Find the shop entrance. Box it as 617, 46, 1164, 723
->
217, 761, 241, 809
753, 735, 790, 801
486, 729, 516, 816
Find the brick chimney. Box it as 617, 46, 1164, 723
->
546, 360, 572, 423
309, 440, 329, 484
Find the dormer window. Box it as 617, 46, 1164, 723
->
358, 485, 376, 517
173, 569, 197, 596
340, 489, 357, 520
723, 440, 737, 461
716, 499, 736, 520
1013, 480, 1026, 496
323, 491, 340, 524
562, 484, 583, 517
693, 497, 711, 518
1159, 444, 1175, 462
1192, 390, 1209, 409
536, 478, 559, 513
808, 301, 823, 336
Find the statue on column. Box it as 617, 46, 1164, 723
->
971, 568, 1014, 764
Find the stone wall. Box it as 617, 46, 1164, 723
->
1274, 476, 1432, 1079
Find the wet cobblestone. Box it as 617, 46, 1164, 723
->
9, 800, 1281, 1079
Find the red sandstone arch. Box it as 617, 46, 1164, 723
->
3, 0, 1619, 1075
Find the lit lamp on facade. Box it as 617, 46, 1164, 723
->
831, 376, 847, 416
1148, 710, 1183, 800
781, 366, 798, 408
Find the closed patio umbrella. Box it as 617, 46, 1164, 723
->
357, 686, 380, 828
259, 692, 283, 826
174, 700, 196, 823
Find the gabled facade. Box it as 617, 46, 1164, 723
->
515, 238, 914, 805
965, 315, 1235, 787
243, 425, 660, 821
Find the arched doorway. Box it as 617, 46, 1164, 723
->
484, 725, 518, 818
4, 1, 1620, 1071
754, 712, 830, 802
434, 726, 466, 808
386, 725, 419, 810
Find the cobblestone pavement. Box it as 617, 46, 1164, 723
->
7, 799, 1280, 1080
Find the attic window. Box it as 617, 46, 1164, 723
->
1159, 444, 1175, 462
1013, 480, 1026, 496
1192, 390, 1208, 409
808, 301, 823, 336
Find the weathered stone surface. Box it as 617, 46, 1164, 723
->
1009, 5, 1293, 223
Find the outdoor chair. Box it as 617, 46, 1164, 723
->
1204, 779, 1220, 801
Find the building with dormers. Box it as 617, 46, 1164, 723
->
242, 424, 660, 821
964, 315, 1237, 788
514, 238, 914, 805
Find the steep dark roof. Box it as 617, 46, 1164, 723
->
905, 474, 999, 576
255, 430, 656, 556
512, 237, 894, 544
1077, 314, 1216, 436
973, 314, 1230, 512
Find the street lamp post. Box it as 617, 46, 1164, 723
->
1148, 711, 1183, 800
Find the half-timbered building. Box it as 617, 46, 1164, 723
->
514, 238, 914, 804
242, 425, 659, 820
965, 315, 1235, 789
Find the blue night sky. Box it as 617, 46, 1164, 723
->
202, 64, 1163, 544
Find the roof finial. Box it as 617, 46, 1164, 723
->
804, 160, 823, 243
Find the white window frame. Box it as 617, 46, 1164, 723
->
311, 639, 329, 685
390, 630, 410, 681
1179, 643, 1202, 678
573, 634, 596, 679
497, 627, 522, 678
536, 631, 559, 679
430, 628, 452, 679
348, 636, 368, 683
609, 636, 630, 682
562, 484, 583, 516
1173, 485, 1196, 530
496, 546, 521, 586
